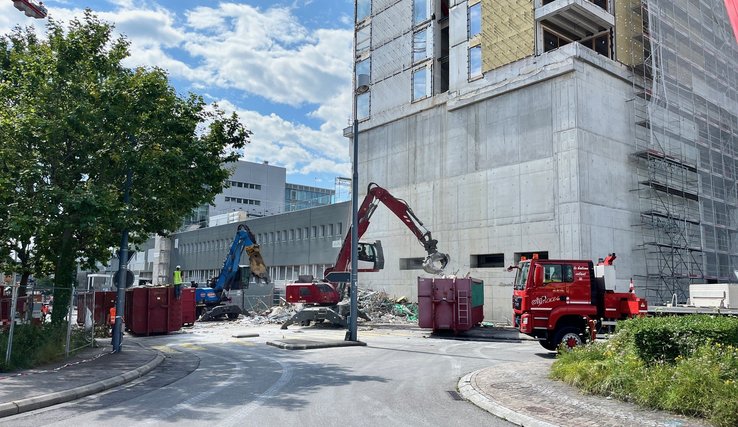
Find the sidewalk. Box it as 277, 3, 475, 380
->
459, 357, 709, 427
0, 339, 164, 418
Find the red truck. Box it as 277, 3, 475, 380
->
511, 254, 647, 350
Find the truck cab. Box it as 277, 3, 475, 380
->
512, 255, 647, 350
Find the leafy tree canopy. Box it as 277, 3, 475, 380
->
0, 11, 251, 321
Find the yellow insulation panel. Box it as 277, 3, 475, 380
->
482, 0, 535, 71
614, 0, 644, 67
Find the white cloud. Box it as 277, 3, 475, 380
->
0, 1, 354, 183
217, 100, 351, 179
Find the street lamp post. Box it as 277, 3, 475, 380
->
348, 73, 370, 342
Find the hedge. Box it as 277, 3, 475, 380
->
614, 315, 738, 364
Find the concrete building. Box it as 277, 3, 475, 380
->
285, 183, 335, 212
171, 202, 349, 290
351, 0, 738, 321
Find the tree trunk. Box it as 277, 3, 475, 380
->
51, 227, 76, 325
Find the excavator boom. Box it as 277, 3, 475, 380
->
326, 182, 449, 277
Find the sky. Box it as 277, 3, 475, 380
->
0, 0, 356, 198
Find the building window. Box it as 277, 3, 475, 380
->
357, 92, 370, 120
400, 257, 426, 270
356, 58, 370, 90
469, 45, 482, 78
413, 0, 429, 26
543, 28, 571, 52
356, 25, 370, 54
471, 253, 505, 268
412, 66, 430, 101
413, 28, 429, 63
337, 222, 343, 236
357, 0, 370, 22
304, 227, 310, 240
468, 2, 481, 38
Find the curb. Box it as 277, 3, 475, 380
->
266, 339, 367, 350
0, 351, 165, 418
457, 370, 557, 427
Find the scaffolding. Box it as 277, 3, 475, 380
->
627, 0, 738, 304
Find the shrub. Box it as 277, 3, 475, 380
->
0, 323, 91, 372
616, 315, 738, 363
552, 317, 738, 427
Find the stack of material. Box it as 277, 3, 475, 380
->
234, 287, 418, 326
358, 289, 417, 324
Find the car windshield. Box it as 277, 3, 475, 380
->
513, 262, 530, 290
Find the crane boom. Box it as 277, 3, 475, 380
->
325, 182, 449, 278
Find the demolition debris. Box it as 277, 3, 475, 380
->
239, 288, 418, 326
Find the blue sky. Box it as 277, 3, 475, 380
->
1, 0, 356, 195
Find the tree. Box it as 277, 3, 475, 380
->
0, 11, 251, 323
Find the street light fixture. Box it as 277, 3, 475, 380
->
348, 73, 370, 342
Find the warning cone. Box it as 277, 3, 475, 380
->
629, 278, 635, 293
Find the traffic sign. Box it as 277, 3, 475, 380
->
325, 272, 351, 283
114, 270, 135, 288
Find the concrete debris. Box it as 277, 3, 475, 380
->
236, 287, 419, 326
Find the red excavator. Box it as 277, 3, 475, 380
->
11, 0, 47, 19
281, 182, 449, 328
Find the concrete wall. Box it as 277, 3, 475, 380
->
356, 44, 644, 322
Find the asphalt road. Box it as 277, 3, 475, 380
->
2, 322, 543, 426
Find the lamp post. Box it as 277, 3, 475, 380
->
348, 73, 370, 342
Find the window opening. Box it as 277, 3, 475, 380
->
469, 45, 482, 78
468, 2, 481, 38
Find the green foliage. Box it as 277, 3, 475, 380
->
0, 323, 89, 372
551, 316, 738, 427
0, 11, 251, 323
616, 315, 738, 363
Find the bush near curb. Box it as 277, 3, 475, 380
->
0, 323, 88, 372
616, 315, 738, 364
551, 315, 738, 427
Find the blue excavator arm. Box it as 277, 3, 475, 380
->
212, 224, 270, 294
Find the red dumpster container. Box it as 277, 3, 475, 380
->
418, 277, 484, 333
181, 288, 196, 326
125, 287, 182, 336
76, 291, 117, 325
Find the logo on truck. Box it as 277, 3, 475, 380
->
532, 296, 558, 306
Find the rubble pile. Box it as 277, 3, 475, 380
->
239, 304, 299, 325
235, 287, 418, 326
357, 289, 418, 324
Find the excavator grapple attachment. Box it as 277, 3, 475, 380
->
423, 251, 449, 275
245, 244, 270, 283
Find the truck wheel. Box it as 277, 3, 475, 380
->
539, 339, 558, 351
554, 326, 584, 350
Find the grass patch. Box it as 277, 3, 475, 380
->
0, 323, 91, 372
551, 315, 738, 427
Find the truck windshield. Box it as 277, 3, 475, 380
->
513, 262, 530, 290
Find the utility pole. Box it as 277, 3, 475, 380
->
112, 167, 132, 353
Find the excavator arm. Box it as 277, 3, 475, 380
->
212, 224, 270, 294
327, 182, 449, 276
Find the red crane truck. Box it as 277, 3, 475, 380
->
281, 182, 449, 328
511, 253, 647, 350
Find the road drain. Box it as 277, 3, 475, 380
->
447, 390, 464, 401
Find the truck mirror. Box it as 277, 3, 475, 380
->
534, 265, 544, 287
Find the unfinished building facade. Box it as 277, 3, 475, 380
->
352, 0, 738, 321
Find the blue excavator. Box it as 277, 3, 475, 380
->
195, 224, 270, 321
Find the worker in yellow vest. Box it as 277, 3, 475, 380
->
173, 265, 183, 300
